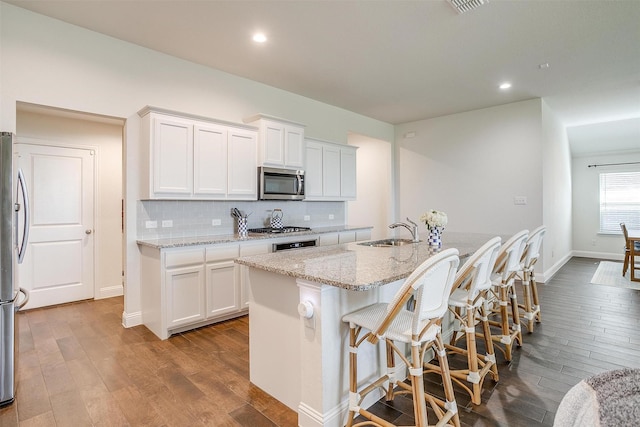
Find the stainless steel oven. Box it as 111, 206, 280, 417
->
272, 239, 317, 252
258, 167, 304, 201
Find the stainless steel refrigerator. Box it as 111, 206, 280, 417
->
0, 132, 30, 407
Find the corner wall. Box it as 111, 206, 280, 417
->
394, 100, 543, 228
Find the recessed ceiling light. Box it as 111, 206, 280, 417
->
252, 33, 267, 43
499, 82, 512, 90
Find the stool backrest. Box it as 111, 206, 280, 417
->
494, 229, 529, 281
453, 236, 502, 302
621, 223, 629, 250
372, 248, 459, 341
522, 225, 546, 269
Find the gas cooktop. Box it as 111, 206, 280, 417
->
248, 226, 312, 234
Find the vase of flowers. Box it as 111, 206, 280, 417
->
420, 209, 448, 247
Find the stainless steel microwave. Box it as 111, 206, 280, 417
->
258, 167, 305, 200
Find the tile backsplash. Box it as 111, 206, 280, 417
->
137, 200, 346, 239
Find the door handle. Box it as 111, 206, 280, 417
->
85, 229, 93, 234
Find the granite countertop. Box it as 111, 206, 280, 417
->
136, 225, 373, 249
235, 231, 503, 291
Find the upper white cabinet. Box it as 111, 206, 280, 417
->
139, 107, 258, 200
305, 138, 358, 201
244, 114, 305, 169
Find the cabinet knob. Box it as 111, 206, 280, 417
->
85, 229, 93, 235
297, 301, 314, 319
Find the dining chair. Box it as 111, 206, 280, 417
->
487, 229, 529, 362
621, 223, 640, 276
424, 237, 501, 405
342, 248, 461, 427
517, 225, 546, 333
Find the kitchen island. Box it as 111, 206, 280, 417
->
235, 232, 500, 427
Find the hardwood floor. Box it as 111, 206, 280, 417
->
1, 257, 638, 426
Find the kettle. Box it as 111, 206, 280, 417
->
270, 209, 284, 229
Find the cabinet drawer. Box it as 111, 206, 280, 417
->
206, 244, 240, 262
240, 241, 272, 256
165, 248, 205, 268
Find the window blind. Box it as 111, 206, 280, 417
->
599, 171, 640, 233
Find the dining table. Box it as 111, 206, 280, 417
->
629, 228, 640, 282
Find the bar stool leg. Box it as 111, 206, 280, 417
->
521, 269, 535, 333
530, 270, 541, 324
510, 286, 523, 348
346, 325, 358, 427
434, 334, 461, 427
479, 299, 499, 382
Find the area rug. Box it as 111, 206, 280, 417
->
590, 261, 640, 290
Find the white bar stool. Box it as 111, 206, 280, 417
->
342, 248, 461, 427
517, 225, 546, 333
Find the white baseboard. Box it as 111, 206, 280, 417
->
122, 310, 142, 328
539, 252, 572, 283
571, 250, 622, 261
97, 284, 124, 299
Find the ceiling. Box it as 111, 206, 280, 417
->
5, 0, 640, 153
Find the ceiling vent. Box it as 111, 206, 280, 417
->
448, 0, 488, 14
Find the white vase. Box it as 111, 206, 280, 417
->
428, 226, 443, 247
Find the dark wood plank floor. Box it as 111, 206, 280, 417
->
1, 257, 638, 426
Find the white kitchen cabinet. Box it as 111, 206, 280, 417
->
244, 114, 305, 169
318, 230, 367, 246
205, 244, 241, 318
164, 248, 206, 329
227, 128, 258, 198
139, 106, 257, 200
139, 242, 246, 340
152, 116, 194, 196
304, 137, 358, 201
193, 123, 227, 197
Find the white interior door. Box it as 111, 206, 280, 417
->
16, 143, 94, 309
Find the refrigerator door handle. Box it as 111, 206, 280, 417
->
16, 287, 30, 311
16, 168, 30, 264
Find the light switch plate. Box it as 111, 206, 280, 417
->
145, 220, 157, 229
212, 219, 222, 226
514, 196, 527, 205
304, 215, 310, 221
161, 220, 173, 228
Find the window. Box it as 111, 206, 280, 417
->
599, 171, 640, 233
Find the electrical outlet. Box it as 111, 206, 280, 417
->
145, 220, 157, 229
212, 219, 222, 226
591, 239, 597, 246
329, 214, 335, 220
514, 196, 527, 205
304, 215, 311, 221
161, 220, 173, 228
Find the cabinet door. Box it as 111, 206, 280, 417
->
284, 125, 305, 168
228, 128, 257, 199
206, 260, 239, 318
340, 147, 357, 199
194, 123, 227, 197
166, 265, 205, 328
153, 116, 193, 196
322, 145, 341, 198
262, 121, 285, 166
305, 141, 323, 198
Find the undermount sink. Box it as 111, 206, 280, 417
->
358, 238, 419, 247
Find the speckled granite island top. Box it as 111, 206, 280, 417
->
235, 231, 503, 291
136, 225, 372, 249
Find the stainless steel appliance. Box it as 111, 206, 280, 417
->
258, 167, 305, 200
0, 132, 30, 407
272, 239, 317, 252
248, 226, 312, 234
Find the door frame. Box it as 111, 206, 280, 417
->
16, 136, 100, 301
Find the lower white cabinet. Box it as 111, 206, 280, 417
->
140, 243, 244, 340
318, 229, 372, 246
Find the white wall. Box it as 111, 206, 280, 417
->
572, 150, 640, 259
541, 101, 573, 278
0, 3, 394, 325
16, 108, 124, 299
394, 99, 557, 276
347, 133, 393, 240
